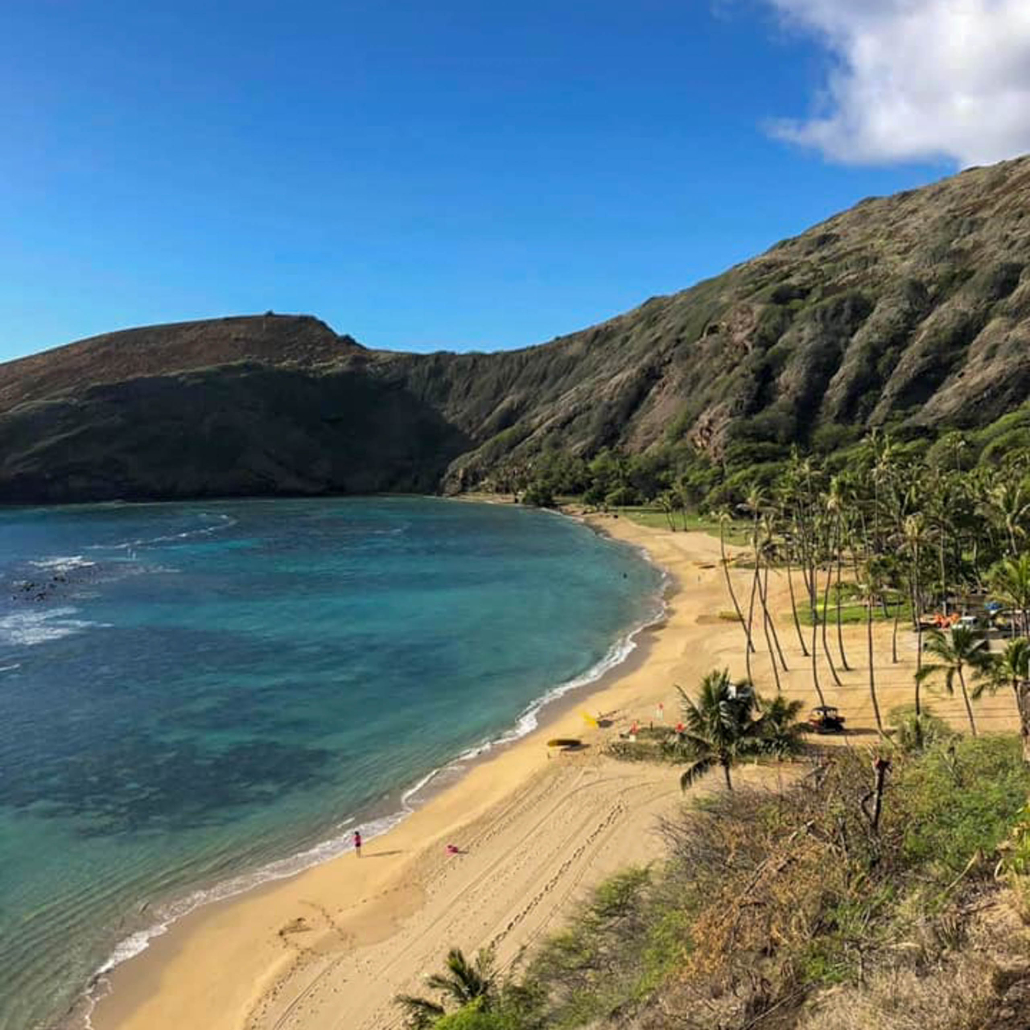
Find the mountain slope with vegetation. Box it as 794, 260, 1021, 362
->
4, 156, 1030, 503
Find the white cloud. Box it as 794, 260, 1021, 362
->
762, 0, 1030, 166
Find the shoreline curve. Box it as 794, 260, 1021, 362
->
73, 502, 669, 1030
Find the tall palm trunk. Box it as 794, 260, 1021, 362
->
745, 566, 759, 683
722, 759, 733, 791
807, 549, 827, 708
1013, 678, 1030, 765
798, 476, 827, 707
748, 515, 763, 675
761, 563, 788, 671
971, 538, 983, 592
751, 549, 781, 690
820, 558, 843, 686
912, 546, 923, 716
956, 666, 978, 736
835, 515, 850, 670
720, 524, 754, 657
866, 580, 883, 733
785, 541, 809, 656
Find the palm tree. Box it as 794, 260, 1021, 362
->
756, 695, 806, 758
869, 428, 899, 552
902, 513, 928, 714
746, 514, 788, 693
986, 638, 1030, 763
758, 516, 789, 673
815, 507, 843, 687
674, 481, 692, 530
740, 487, 769, 684
714, 508, 755, 661
672, 670, 763, 791
396, 948, 496, 1028
777, 501, 809, 657
915, 627, 990, 736
656, 490, 677, 532
879, 554, 904, 664
984, 480, 1030, 555
826, 476, 852, 670
990, 554, 1030, 638
861, 556, 886, 734
794, 455, 829, 707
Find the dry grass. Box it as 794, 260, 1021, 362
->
558, 740, 1030, 1030
797, 959, 997, 1030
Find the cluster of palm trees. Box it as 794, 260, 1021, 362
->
699, 433, 1030, 752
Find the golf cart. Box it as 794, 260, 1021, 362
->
807, 705, 846, 734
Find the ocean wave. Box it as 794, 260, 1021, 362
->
89, 513, 238, 553
28, 555, 98, 573
0, 607, 106, 647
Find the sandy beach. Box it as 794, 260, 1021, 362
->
90, 511, 1020, 1030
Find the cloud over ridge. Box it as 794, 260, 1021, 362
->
764, 0, 1030, 167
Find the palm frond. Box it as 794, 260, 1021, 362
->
394, 994, 445, 1029
680, 756, 716, 791
914, 662, 944, 685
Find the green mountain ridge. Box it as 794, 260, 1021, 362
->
5, 155, 1030, 503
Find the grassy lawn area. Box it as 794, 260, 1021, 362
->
796, 600, 911, 625
615, 506, 749, 544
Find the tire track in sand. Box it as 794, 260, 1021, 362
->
256, 764, 678, 1030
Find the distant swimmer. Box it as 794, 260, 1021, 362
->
353, 830, 362, 857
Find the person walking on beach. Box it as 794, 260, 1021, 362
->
353, 830, 362, 857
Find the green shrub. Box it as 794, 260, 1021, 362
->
433, 1005, 522, 1030
604, 484, 641, 507
887, 705, 954, 753
520, 481, 556, 508
897, 735, 1030, 876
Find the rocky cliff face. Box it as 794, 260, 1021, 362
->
4, 156, 1030, 503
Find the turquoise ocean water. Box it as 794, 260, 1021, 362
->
0, 497, 662, 1030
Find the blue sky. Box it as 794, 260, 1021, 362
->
1, 0, 1016, 360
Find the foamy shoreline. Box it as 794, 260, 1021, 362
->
74, 505, 669, 1030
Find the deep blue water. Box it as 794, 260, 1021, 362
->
0, 497, 662, 1030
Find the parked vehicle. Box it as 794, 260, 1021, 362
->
807, 705, 846, 734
